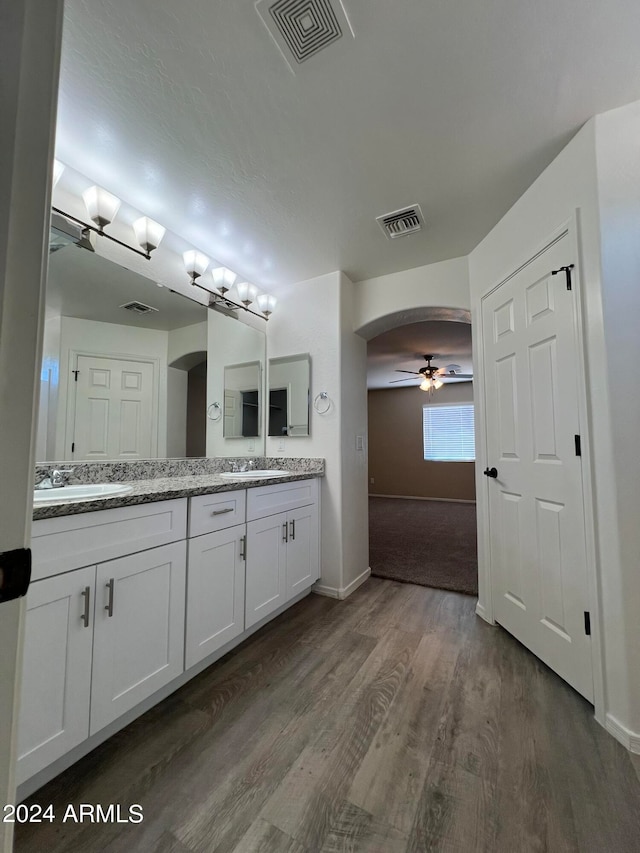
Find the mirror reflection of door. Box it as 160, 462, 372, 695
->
269, 388, 288, 436
72, 354, 155, 459
223, 361, 261, 438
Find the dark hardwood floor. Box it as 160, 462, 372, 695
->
15, 578, 640, 853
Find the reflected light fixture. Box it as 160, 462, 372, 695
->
211, 267, 237, 295
236, 282, 259, 307
52, 159, 65, 188
133, 216, 165, 254
183, 249, 209, 284
82, 185, 121, 231
257, 293, 277, 317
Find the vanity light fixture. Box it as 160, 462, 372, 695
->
257, 293, 277, 317
211, 267, 237, 295
236, 282, 259, 307
183, 249, 210, 284
82, 185, 121, 231
133, 216, 166, 254
52, 159, 65, 188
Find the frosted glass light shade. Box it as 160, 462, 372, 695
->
211, 267, 237, 294
133, 216, 165, 253
236, 282, 259, 306
183, 250, 209, 281
52, 159, 65, 188
257, 293, 277, 316
82, 185, 121, 229
433, 377, 444, 390
420, 377, 432, 391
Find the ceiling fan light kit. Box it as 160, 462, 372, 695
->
390, 354, 473, 393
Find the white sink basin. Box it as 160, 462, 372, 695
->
33, 483, 133, 503
219, 469, 290, 481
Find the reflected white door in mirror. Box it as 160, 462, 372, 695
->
268, 353, 311, 437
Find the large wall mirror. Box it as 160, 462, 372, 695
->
268, 354, 311, 437
38, 232, 265, 462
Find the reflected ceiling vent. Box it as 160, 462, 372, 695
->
256, 0, 354, 72
120, 300, 159, 315
376, 204, 425, 239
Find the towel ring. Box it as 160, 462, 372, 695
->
313, 392, 331, 415
207, 402, 222, 421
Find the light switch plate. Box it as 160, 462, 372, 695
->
355, 435, 364, 451
277, 438, 285, 452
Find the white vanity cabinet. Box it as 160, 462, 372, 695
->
245, 479, 319, 628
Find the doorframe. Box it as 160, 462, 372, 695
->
64, 350, 161, 459
474, 213, 605, 724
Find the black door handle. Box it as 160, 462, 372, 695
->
483, 467, 498, 478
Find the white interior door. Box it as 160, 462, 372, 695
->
72, 355, 155, 459
0, 2, 63, 847
482, 232, 593, 701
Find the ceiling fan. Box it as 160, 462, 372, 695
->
390, 354, 473, 389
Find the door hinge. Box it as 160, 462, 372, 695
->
584, 611, 591, 636
574, 435, 582, 457
551, 263, 574, 290
72, 370, 80, 381
0, 548, 32, 603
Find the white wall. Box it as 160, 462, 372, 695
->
266, 273, 343, 590
35, 314, 61, 461
54, 317, 169, 458
166, 366, 187, 457
593, 99, 640, 740
467, 117, 640, 741
353, 255, 470, 336
168, 321, 207, 366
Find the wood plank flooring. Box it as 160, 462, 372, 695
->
15, 578, 640, 853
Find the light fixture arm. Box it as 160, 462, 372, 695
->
52, 207, 152, 260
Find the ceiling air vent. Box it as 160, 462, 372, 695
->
256, 0, 354, 72
376, 204, 425, 239
120, 301, 159, 315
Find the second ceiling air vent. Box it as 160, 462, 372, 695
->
256, 0, 354, 72
376, 205, 425, 239
120, 301, 159, 315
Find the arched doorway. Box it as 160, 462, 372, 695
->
168, 350, 207, 457
358, 307, 478, 597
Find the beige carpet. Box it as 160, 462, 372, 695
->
369, 497, 478, 596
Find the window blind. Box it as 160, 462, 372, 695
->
423, 403, 475, 462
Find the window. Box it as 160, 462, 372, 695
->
423, 403, 475, 462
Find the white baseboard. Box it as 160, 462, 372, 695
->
475, 602, 494, 624
605, 713, 640, 754
313, 567, 371, 601
369, 493, 476, 504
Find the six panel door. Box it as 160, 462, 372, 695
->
481, 233, 593, 701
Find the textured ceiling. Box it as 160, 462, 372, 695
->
56, 0, 640, 289
367, 321, 472, 390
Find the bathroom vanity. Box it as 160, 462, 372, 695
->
19, 463, 322, 798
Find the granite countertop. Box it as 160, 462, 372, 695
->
33, 470, 323, 521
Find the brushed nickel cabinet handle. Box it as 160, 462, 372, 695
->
240, 535, 247, 560
105, 578, 114, 617
290, 519, 296, 541
212, 507, 234, 516
81, 586, 91, 628
282, 522, 288, 543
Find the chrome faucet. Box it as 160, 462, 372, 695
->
35, 468, 75, 490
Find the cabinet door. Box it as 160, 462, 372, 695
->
245, 513, 287, 629
186, 527, 246, 668
286, 504, 319, 599
17, 566, 95, 784
90, 541, 186, 734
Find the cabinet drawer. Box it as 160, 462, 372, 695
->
31, 499, 187, 581
247, 478, 318, 521
189, 490, 245, 538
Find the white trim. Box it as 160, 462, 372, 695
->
369, 493, 476, 504
313, 567, 371, 600
475, 602, 494, 624
605, 713, 640, 755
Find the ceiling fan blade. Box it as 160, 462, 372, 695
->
441, 373, 474, 380
389, 377, 420, 383
394, 369, 421, 375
